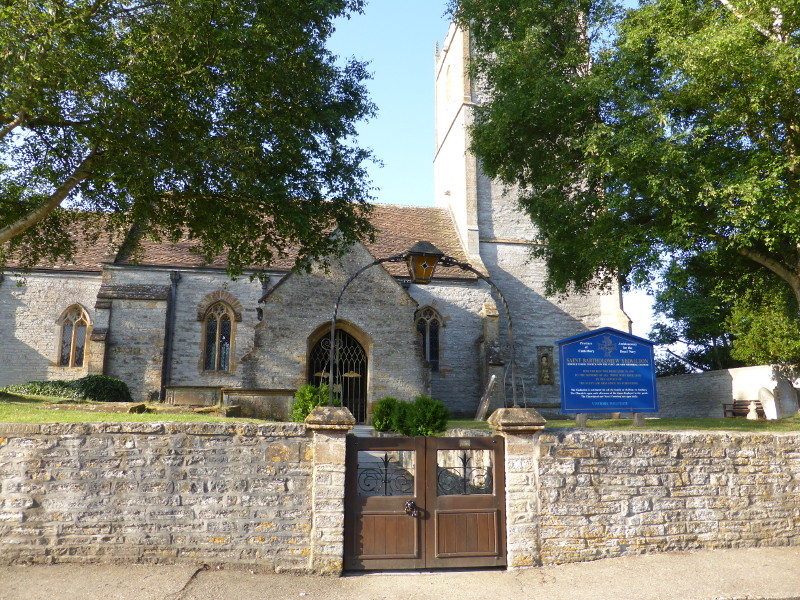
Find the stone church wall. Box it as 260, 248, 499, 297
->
248, 246, 427, 418
409, 280, 491, 416
434, 23, 630, 418
0, 271, 103, 387
167, 270, 263, 390
99, 267, 171, 401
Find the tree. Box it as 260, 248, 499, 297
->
450, 0, 800, 311
651, 249, 800, 371
1, 0, 376, 274
650, 252, 743, 372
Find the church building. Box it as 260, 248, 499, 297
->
0, 24, 630, 421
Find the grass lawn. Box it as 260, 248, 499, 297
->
449, 415, 800, 433
3, 393, 799, 431
0, 392, 262, 424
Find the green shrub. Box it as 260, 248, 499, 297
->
410, 395, 450, 436
1, 376, 132, 402
73, 375, 133, 402
1, 380, 81, 399
390, 400, 416, 436
371, 397, 399, 432
383, 395, 450, 436
290, 383, 335, 423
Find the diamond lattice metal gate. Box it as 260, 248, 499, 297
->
307, 330, 368, 423
344, 435, 506, 570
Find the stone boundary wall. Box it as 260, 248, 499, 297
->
2, 422, 799, 573
503, 429, 800, 567
0, 421, 346, 574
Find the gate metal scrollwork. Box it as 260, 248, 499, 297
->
357, 452, 414, 497
437, 451, 493, 496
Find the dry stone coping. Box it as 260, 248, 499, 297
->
0, 421, 307, 437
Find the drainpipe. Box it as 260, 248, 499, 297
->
160, 271, 181, 402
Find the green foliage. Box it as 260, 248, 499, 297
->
654, 355, 694, 378
409, 395, 450, 436
650, 250, 800, 370
650, 252, 746, 372
72, 375, 133, 402
390, 400, 415, 436
1, 380, 81, 399
450, 0, 800, 330
1, 0, 375, 275
728, 289, 800, 367
290, 383, 334, 423
380, 395, 450, 436
371, 396, 399, 432
1, 375, 132, 402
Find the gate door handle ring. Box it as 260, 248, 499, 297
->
404, 500, 420, 518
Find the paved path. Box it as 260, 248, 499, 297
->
3, 547, 800, 600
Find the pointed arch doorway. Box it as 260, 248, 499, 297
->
308, 329, 368, 423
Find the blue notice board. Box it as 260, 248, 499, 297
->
557, 328, 658, 413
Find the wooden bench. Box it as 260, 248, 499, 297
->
723, 399, 765, 418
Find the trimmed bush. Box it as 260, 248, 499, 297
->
1, 375, 132, 402
381, 395, 449, 436
390, 400, 416, 436
290, 383, 335, 423
371, 397, 399, 432
409, 394, 450, 436
1, 380, 80, 399
73, 375, 133, 402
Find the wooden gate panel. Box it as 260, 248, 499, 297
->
435, 510, 499, 557
424, 436, 506, 569
357, 512, 418, 558
345, 435, 505, 570
344, 436, 425, 570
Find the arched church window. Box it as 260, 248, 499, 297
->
58, 305, 89, 367
416, 307, 442, 372
203, 302, 234, 372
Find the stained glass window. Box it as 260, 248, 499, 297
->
58, 306, 89, 368
416, 307, 442, 372
203, 302, 234, 372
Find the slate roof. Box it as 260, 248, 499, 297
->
7, 205, 476, 281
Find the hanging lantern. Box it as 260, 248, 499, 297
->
405, 241, 444, 284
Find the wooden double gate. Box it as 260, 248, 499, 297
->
344, 435, 506, 570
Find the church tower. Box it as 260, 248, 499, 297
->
434, 24, 630, 413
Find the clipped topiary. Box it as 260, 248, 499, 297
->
390, 400, 416, 436
371, 397, 400, 432
1, 380, 81, 399
73, 375, 133, 402
410, 394, 450, 436
290, 383, 335, 423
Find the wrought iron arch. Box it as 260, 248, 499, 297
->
308, 328, 368, 423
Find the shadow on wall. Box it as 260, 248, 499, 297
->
477, 242, 596, 407
2, 280, 68, 385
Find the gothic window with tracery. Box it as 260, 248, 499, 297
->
203, 302, 233, 372
416, 307, 441, 372
58, 305, 89, 367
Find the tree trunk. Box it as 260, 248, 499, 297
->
0, 149, 101, 245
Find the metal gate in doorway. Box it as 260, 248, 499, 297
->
343, 435, 506, 570
307, 330, 367, 423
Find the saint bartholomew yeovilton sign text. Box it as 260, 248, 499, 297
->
557, 327, 658, 413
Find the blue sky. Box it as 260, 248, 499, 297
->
328, 1, 451, 207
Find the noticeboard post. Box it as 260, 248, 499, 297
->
557, 328, 658, 414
